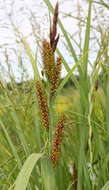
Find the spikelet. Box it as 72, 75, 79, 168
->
51, 114, 66, 167
0, 81, 4, 88
94, 80, 99, 91
72, 164, 77, 190
36, 81, 49, 131
42, 40, 54, 81
50, 56, 62, 97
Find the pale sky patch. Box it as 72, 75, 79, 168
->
0, 0, 109, 82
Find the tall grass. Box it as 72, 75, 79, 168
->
1, 0, 109, 189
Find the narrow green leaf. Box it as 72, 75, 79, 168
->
83, 0, 92, 76
41, 159, 57, 190
22, 38, 40, 81
101, 181, 109, 190
14, 153, 43, 190
0, 120, 22, 169
94, 1, 109, 9
56, 62, 78, 95
57, 49, 79, 88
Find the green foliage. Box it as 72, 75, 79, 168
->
15, 153, 43, 190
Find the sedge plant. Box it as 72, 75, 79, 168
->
1, 1, 109, 190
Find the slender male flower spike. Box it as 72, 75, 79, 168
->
51, 114, 66, 167
50, 2, 59, 52
36, 81, 49, 131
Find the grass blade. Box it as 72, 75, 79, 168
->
56, 62, 79, 96
14, 153, 43, 190
0, 120, 22, 169
101, 181, 109, 190
82, 0, 93, 76
41, 159, 57, 190
94, 1, 109, 9
57, 49, 79, 88
22, 38, 40, 81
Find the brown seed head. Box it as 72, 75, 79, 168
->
50, 56, 62, 97
36, 81, 49, 131
42, 40, 54, 81
51, 114, 66, 167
